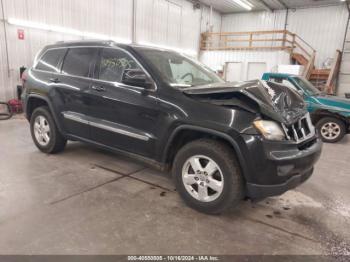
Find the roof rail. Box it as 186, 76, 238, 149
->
54, 39, 115, 45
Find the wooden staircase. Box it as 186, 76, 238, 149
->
200, 30, 342, 94
291, 50, 342, 94
292, 53, 309, 66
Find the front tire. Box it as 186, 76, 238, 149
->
316, 117, 346, 143
172, 139, 244, 214
30, 106, 67, 154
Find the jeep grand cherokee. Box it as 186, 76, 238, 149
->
22, 41, 322, 214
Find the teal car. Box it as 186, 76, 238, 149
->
262, 73, 350, 143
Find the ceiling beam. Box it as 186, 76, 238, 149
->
276, 0, 289, 9
257, 0, 273, 12
186, 0, 222, 13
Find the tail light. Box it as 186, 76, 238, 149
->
21, 70, 27, 85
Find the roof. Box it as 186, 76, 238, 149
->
51, 40, 119, 48
198, 0, 346, 14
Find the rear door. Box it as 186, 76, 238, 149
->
57, 47, 99, 139
88, 47, 160, 158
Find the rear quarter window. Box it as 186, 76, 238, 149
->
35, 49, 66, 73
62, 48, 99, 78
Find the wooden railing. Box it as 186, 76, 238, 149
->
201, 29, 316, 79
201, 30, 343, 95
303, 52, 316, 79
325, 50, 342, 94
201, 30, 315, 59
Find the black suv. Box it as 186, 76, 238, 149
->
22, 41, 322, 214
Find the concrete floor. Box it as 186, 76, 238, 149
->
0, 116, 350, 255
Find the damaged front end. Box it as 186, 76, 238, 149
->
183, 80, 316, 143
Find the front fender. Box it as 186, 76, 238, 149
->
160, 125, 252, 182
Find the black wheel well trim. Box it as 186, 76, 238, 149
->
312, 110, 349, 126
161, 125, 250, 179
26, 94, 66, 136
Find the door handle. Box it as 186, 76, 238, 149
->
49, 78, 60, 83
91, 85, 106, 92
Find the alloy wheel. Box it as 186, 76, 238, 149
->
182, 155, 224, 202
33, 115, 51, 146
321, 122, 341, 140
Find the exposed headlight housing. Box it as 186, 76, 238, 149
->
253, 120, 286, 141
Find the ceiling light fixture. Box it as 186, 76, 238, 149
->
8, 18, 198, 56
232, 0, 253, 10
7, 18, 132, 44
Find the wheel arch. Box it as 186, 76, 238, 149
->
161, 125, 250, 181
26, 94, 65, 135
311, 109, 349, 130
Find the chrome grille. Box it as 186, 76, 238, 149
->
282, 113, 315, 143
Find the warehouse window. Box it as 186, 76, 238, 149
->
62, 48, 98, 77
35, 49, 66, 73
98, 48, 141, 83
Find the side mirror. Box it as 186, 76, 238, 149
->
122, 69, 154, 89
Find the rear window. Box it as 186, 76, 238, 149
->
62, 48, 98, 77
35, 49, 66, 73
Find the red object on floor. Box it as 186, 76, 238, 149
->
8, 99, 23, 113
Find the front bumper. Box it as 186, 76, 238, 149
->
240, 134, 322, 200
246, 167, 313, 199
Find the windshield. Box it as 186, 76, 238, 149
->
135, 47, 224, 87
292, 76, 321, 95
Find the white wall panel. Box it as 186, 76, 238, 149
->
287, 5, 348, 68
200, 5, 221, 33
0, 0, 206, 101
220, 5, 349, 68
0, 0, 135, 101
221, 10, 286, 32
87, 0, 133, 40
135, 0, 201, 53
199, 50, 290, 81
0, 0, 9, 101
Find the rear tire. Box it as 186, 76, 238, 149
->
316, 117, 346, 143
172, 139, 244, 214
30, 106, 67, 154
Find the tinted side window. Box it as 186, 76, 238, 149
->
99, 48, 141, 82
35, 49, 66, 73
62, 48, 98, 77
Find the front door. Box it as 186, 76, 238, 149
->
88, 47, 160, 158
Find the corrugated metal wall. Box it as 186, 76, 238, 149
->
1, 1, 348, 100
135, 0, 201, 52
221, 10, 286, 32
219, 5, 348, 68
338, 9, 350, 97
287, 5, 349, 68
200, 5, 221, 33
0, 0, 202, 101
0, 0, 10, 101
199, 50, 290, 78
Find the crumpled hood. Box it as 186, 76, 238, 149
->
183, 80, 307, 125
